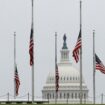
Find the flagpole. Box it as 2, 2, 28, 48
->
55, 32, 57, 104
14, 32, 16, 98
31, 0, 34, 103
93, 30, 96, 104
80, 0, 83, 104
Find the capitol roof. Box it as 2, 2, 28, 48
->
45, 34, 86, 86
42, 34, 89, 104
46, 63, 85, 85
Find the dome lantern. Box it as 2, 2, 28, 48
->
60, 34, 69, 64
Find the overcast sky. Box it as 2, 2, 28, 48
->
0, 0, 105, 103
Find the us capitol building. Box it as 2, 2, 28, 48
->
42, 35, 89, 104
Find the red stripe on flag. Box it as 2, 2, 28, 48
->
15, 66, 20, 96
29, 28, 34, 66
95, 54, 105, 74
56, 64, 59, 92
72, 32, 81, 63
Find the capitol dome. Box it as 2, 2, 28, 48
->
42, 34, 89, 104
47, 64, 82, 84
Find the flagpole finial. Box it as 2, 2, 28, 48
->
93, 30, 95, 36
55, 32, 57, 36
80, 0, 82, 4
14, 32, 16, 36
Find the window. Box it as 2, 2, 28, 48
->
84, 93, 86, 99
70, 77, 72, 80
53, 93, 54, 99
60, 93, 62, 99
64, 77, 65, 81
49, 94, 51, 99
64, 52, 65, 58
75, 93, 77, 99
67, 93, 69, 99
64, 93, 65, 99
47, 93, 49, 99
78, 77, 80, 80
71, 93, 73, 99
52, 78, 54, 80
79, 93, 80, 99
61, 77, 62, 80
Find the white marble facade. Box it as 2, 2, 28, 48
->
42, 35, 89, 104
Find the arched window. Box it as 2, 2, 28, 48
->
49, 93, 51, 99
47, 93, 49, 99
53, 93, 54, 99
84, 93, 86, 99
64, 52, 65, 59
64, 93, 65, 99
75, 93, 77, 99
45, 94, 46, 99
79, 93, 80, 99
71, 93, 73, 99
67, 93, 69, 99
70, 77, 72, 80
64, 77, 65, 81
60, 93, 62, 99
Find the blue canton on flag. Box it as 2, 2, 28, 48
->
95, 54, 105, 74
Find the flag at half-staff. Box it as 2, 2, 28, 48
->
29, 27, 34, 66
95, 54, 105, 74
72, 30, 81, 63
55, 64, 59, 92
14, 65, 20, 96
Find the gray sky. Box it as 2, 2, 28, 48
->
0, 0, 105, 103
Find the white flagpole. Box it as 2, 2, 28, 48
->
14, 32, 16, 98
55, 32, 57, 104
80, 0, 83, 104
93, 30, 96, 104
31, 0, 34, 103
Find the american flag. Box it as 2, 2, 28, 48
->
73, 30, 81, 63
29, 28, 34, 66
95, 54, 105, 74
55, 64, 59, 92
14, 65, 20, 96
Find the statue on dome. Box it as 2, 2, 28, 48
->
62, 34, 68, 49
63, 34, 66, 43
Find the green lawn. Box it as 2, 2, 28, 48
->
0, 103, 102, 105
